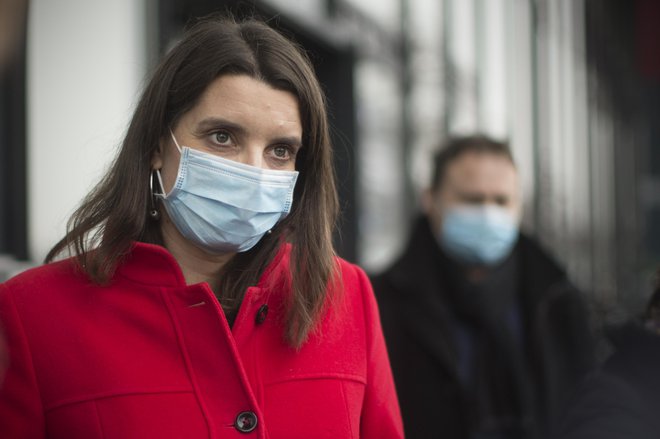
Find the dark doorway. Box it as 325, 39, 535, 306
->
0, 8, 28, 260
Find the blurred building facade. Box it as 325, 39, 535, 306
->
1, 0, 659, 321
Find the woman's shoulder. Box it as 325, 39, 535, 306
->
0, 259, 90, 337
334, 255, 368, 282
331, 256, 374, 302
329, 256, 380, 318
1, 257, 86, 301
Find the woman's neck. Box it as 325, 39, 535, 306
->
160, 217, 235, 293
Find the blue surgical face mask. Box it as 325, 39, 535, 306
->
438, 205, 519, 266
155, 132, 299, 254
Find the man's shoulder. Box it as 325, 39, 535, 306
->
516, 232, 572, 288
369, 263, 402, 303
369, 251, 430, 297
514, 233, 593, 327
517, 232, 564, 268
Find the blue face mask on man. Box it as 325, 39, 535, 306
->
155, 132, 299, 254
438, 205, 519, 266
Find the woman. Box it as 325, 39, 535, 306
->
0, 16, 403, 438
555, 270, 660, 438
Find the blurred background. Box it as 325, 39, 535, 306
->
1, 0, 659, 326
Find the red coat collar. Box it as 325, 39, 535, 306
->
115, 242, 188, 287
114, 241, 291, 289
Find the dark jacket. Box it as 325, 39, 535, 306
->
556, 323, 660, 439
372, 216, 595, 439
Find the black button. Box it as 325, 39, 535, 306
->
255, 304, 269, 325
235, 411, 258, 433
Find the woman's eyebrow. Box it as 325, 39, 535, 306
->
195, 117, 247, 136
271, 136, 303, 149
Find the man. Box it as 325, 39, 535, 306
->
372, 136, 595, 439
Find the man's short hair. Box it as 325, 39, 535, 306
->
430, 135, 515, 191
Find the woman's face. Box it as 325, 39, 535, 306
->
152, 74, 303, 193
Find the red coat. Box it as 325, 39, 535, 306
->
0, 242, 403, 438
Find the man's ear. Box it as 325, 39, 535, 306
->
422, 187, 445, 235
421, 188, 435, 215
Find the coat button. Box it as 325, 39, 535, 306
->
255, 304, 269, 325
235, 411, 258, 433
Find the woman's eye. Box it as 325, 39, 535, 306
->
213, 131, 231, 145
273, 145, 290, 159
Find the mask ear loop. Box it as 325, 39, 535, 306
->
149, 131, 181, 221
148, 170, 161, 221
169, 130, 183, 153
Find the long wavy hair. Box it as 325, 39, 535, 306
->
46, 16, 339, 349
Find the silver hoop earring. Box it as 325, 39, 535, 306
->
149, 170, 161, 221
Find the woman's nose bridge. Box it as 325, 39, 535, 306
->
240, 143, 264, 168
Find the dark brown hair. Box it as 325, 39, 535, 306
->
430, 135, 515, 192
46, 16, 339, 348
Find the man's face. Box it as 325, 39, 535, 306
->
424, 151, 521, 232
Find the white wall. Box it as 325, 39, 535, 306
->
27, 0, 147, 261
